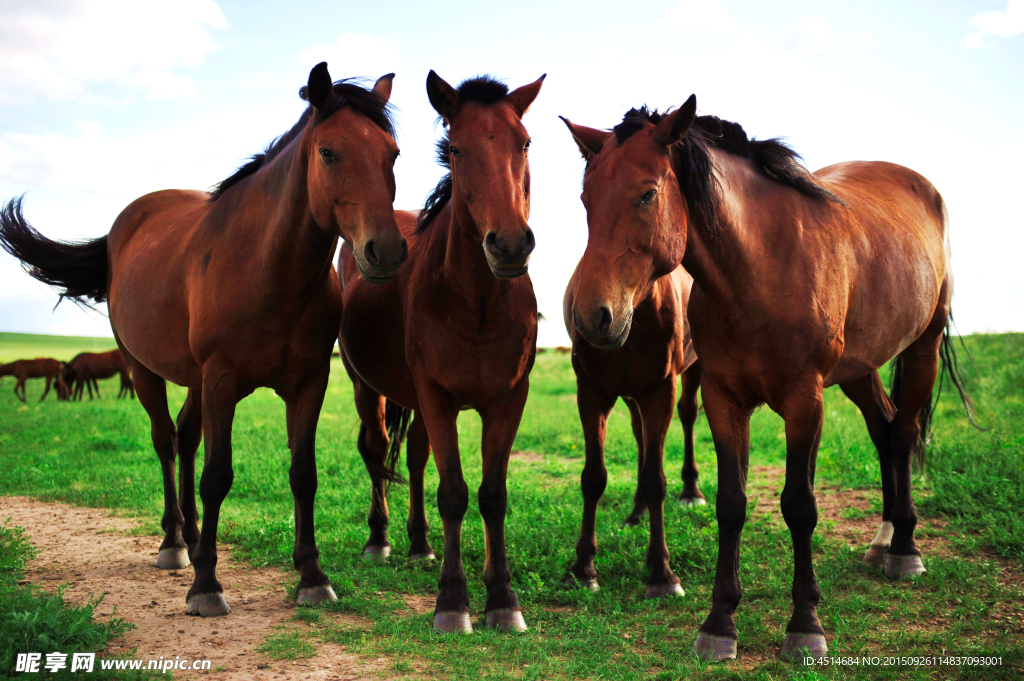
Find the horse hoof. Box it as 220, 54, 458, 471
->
433, 611, 473, 634
186, 592, 231, 617
297, 585, 337, 606
885, 554, 926, 579
862, 544, 889, 569
623, 514, 644, 528
691, 632, 737, 661
564, 574, 599, 592
485, 608, 528, 632
154, 548, 190, 570
362, 545, 391, 562
679, 496, 707, 508
408, 551, 436, 563
780, 632, 828, 661
645, 583, 684, 599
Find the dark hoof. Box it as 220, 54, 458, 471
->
679, 496, 707, 508
408, 551, 436, 563
623, 512, 645, 527
692, 632, 737, 661
433, 611, 472, 634
297, 585, 337, 606
485, 608, 527, 632
154, 548, 190, 570
885, 554, 926, 579
362, 545, 391, 562
645, 582, 684, 599
564, 573, 599, 592
862, 544, 889, 569
186, 592, 231, 617
780, 632, 828, 661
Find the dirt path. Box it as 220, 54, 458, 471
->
0, 497, 398, 680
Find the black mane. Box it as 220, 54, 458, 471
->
209, 79, 396, 202
415, 76, 509, 234
607, 106, 844, 240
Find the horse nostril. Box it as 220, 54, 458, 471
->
363, 241, 379, 265
484, 231, 500, 254
524, 228, 536, 254
597, 306, 613, 335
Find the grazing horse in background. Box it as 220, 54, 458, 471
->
563, 264, 703, 599
0, 63, 408, 617
0, 358, 67, 402
560, 98, 978, 661
339, 71, 544, 634
64, 349, 134, 400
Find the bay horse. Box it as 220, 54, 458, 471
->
563, 265, 704, 598
0, 63, 408, 617
64, 349, 134, 400
0, 358, 67, 402
560, 99, 978, 660
338, 71, 544, 634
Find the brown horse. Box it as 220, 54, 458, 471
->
0, 358, 67, 402
338, 72, 543, 634
563, 264, 704, 598
64, 349, 134, 400
0, 63, 408, 617
560, 99, 978, 661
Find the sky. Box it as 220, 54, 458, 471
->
1, 0, 1022, 347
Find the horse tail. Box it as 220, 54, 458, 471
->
0, 196, 108, 305
889, 315, 985, 470
356, 399, 410, 489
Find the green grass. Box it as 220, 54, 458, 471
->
0, 521, 147, 680
1, 332, 1022, 679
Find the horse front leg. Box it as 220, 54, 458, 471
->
637, 377, 684, 599
285, 369, 336, 605
406, 412, 435, 561
678, 361, 706, 506
186, 363, 236, 617
479, 384, 530, 632
176, 388, 203, 559
623, 397, 647, 527
692, 378, 752, 662
416, 380, 470, 633
39, 376, 52, 402
778, 378, 828, 662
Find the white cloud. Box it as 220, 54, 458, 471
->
780, 17, 832, 54
661, 0, 744, 34
963, 0, 1024, 47
0, 0, 226, 103
298, 33, 404, 81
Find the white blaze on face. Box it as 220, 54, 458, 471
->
870, 520, 894, 548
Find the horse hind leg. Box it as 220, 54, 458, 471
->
406, 411, 435, 561
15, 378, 27, 402
129, 359, 190, 570
176, 388, 203, 558
352, 376, 393, 561
39, 376, 52, 402
623, 397, 647, 527
678, 361, 706, 506
839, 371, 897, 569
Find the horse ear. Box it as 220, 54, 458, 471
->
653, 94, 697, 147
559, 117, 610, 159
306, 62, 334, 109
373, 73, 395, 103
426, 70, 459, 124
507, 74, 546, 118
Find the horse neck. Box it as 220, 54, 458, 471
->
249, 140, 337, 292
680, 150, 758, 310
439, 197, 504, 300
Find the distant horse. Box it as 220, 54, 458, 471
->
563, 265, 704, 599
0, 63, 408, 617
339, 72, 544, 633
0, 358, 67, 402
64, 349, 134, 400
560, 98, 978, 660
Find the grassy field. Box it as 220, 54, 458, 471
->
0, 331, 1022, 680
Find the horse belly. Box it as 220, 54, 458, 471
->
340, 285, 417, 407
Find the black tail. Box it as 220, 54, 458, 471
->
356, 399, 411, 489
0, 195, 108, 305
889, 316, 985, 469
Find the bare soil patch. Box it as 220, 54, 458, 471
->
509, 450, 545, 463
0, 496, 407, 680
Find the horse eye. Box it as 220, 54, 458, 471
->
319, 148, 335, 164
639, 189, 657, 205
450, 146, 462, 158
524, 140, 532, 151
